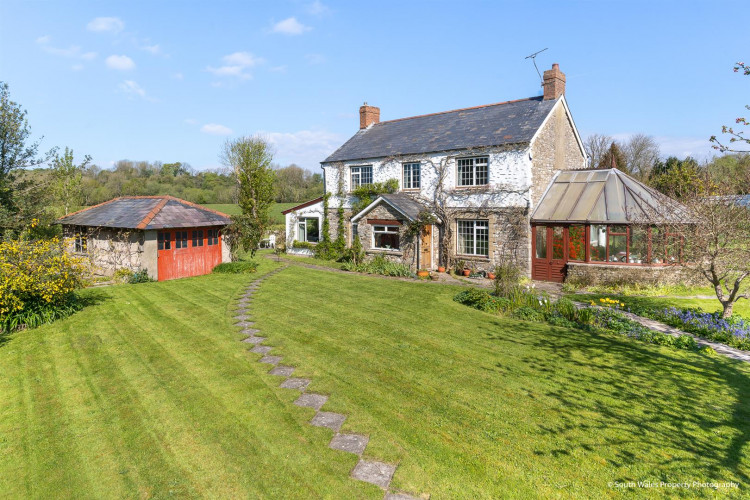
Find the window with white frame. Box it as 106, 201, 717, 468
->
402, 162, 421, 190
350, 165, 373, 189
297, 217, 319, 242
457, 157, 489, 186
373, 224, 400, 250
457, 220, 489, 256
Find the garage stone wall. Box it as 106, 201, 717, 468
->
566, 262, 704, 287
356, 203, 417, 268
64, 226, 147, 277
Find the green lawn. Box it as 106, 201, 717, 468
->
204, 203, 297, 225
2, 264, 750, 498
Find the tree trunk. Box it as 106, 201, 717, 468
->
722, 301, 734, 319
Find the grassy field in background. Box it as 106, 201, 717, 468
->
3, 262, 749, 497
204, 203, 297, 225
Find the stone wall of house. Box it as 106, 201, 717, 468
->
566, 262, 704, 287
530, 102, 587, 208
449, 208, 530, 274
328, 207, 354, 245
356, 204, 417, 267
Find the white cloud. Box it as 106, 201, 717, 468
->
71, 64, 84, 71
655, 136, 714, 160
206, 51, 262, 80
172, 72, 184, 80
105, 54, 135, 70
262, 130, 343, 170
118, 80, 151, 100
307, 0, 330, 15
87, 17, 125, 33
201, 123, 233, 135
270, 65, 288, 73
141, 44, 161, 55
306, 53, 326, 65
271, 17, 311, 35
36, 35, 97, 61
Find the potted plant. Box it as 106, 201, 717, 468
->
453, 259, 466, 275
417, 269, 430, 278
487, 270, 496, 280
437, 266, 446, 273
462, 267, 471, 277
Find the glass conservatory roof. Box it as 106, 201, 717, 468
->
531, 168, 688, 224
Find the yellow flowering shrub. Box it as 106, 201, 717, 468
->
0, 238, 90, 330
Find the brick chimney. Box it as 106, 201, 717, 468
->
543, 63, 566, 100
359, 102, 380, 129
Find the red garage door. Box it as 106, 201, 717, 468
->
157, 227, 222, 281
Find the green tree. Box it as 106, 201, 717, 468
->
0, 81, 55, 236
221, 136, 275, 257
597, 141, 627, 170
648, 156, 704, 198
51, 147, 91, 215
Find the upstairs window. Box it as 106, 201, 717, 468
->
457, 157, 489, 186
158, 231, 171, 250
402, 162, 421, 190
351, 166, 373, 189
192, 229, 204, 247
457, 220, 489, 256
373, 225, 400, 250
175, 230, 188, 249
208, 228, 219, 245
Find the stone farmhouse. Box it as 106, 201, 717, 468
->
284, 63, 688, 283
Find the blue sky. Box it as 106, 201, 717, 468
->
1, 0, 748, 172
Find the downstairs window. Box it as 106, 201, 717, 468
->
373, 225, 400, 250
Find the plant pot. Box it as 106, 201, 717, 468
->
487, 272, 496, 280
462, 269, 471, 277
437, 266, 446, 273
430, 274, 439, 281
417, 270, 429, 278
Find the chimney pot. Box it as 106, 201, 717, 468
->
359, 103, 380, 129
542, 63, 566, 100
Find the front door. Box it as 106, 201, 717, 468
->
420, 224, 432, 269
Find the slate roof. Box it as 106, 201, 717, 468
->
324, 96, 558, 163
351, 193, 424, 222
57, 196, 231, 230
531, 169, 689, 224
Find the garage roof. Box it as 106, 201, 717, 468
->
57, 196, 231, 230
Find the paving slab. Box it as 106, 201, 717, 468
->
329, 433, 368, 455
269, 365, 295, 376
259, 355, 282, 365
233, 314, 251, 321
311, 412, 346, 431
242, 336, 266, 344
351, 460, 396, 489
250, 345, 273, 354
385, 493, 419, 500
280, 378, 310, 391
294, 393, 328, 411
242, 328, 261, 336
235, 321, 254, 328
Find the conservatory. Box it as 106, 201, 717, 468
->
530, 168, 689, 282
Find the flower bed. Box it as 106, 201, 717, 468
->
454, 289, 706, 354
630, 305, 750, 351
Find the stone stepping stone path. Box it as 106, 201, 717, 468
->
232, 264, 424, 499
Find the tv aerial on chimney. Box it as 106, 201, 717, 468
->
525, 48, 548, 86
